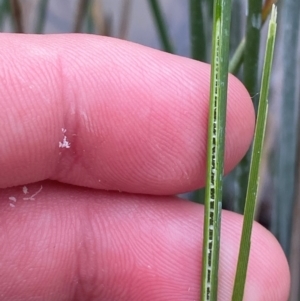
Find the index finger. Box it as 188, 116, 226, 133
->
0, 34, 254, 194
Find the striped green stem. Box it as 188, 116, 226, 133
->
232, 6, 277, 300
201, 0, 232, 300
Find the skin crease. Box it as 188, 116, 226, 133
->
0, 34, 290, 300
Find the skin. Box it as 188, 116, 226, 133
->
0, 34, 290, 300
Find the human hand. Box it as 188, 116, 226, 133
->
0, 34, 289, 300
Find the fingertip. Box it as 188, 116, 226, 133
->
244, 221, 290, 301
220, 210, 290, 301
0, 183, 290, 300
0, 34, 255, 194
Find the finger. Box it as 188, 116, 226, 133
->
0, 182, 290, 301
0, 34, 254, 194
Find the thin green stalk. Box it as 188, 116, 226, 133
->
190, 0, 206, 61
85, 1, 95, 34
86, 15, 94, 34
244, 0, 262, 109
204, 0, 214, 20
229, 0, 243, 65
190, 0, 207, 204
73, 0, 90, 33
290, 143, 300, 300
229, 0, 277, 75
118, 0, 131, 39
233, 0, 263, 214
9, 0, 23, 33
232, 6, 277, 300
228, 37, 245, 75
273, 0, 300, 258
289, 59, 300, 301
192, 188, 205, 204
201, 0, 232, 300
0, 0, 10, 30
35, 0, 48, 34
147, 0, 174, 53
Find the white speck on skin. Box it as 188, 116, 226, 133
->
9, 203, 15, 208
9, 196, 16, 202
23, 186, 28, 194
59, 129, 71, 149
23, 185, 43, 201
59, 136, 71, 149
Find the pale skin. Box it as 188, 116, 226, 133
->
0, 34, 290, 300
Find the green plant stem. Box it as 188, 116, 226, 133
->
9, 0, 23, 33
228, 37, 245, 74
35, 0, 48, 34
233, 0, 263, 214
190, 0, 207, 203
244, 0, 262, 109
290, 144, 300, 300
274, 0, 300, 257
232, 6, 277, 300
205, 0, 214, 19
229, 1, 275, 75
0, 0, 10, 30
190, 0, 206, 61
201, 0, 232, 300
85, 1, 96, 34
74, 0, 90, 32
147, 0, 174, 53
192, 188, 205, 204
118, 0, 131, 39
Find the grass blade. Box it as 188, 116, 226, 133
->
0, 0, 10, 31
90, 0, 111, 36
274, 0, 300, 258
73, 0, 90, 33
9, 0, 23, 33
190, 0, 206, 62
35, 0, 48, 34
229, 0, 277, 75
147, 0, 174, 53
228, 37, 245, 75
201, 0, 232, 300
232, 0, 262, 214
232, 6, 277, 300
290, 149, 300, 300
244, 0, 262, 109
190, 0, 207, 204
233, 0, 262, 214
85, 2, 95, 34
230, 0, 278, 216
118, 0, 131, 39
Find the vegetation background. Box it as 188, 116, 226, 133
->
0, 0, 299, 300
